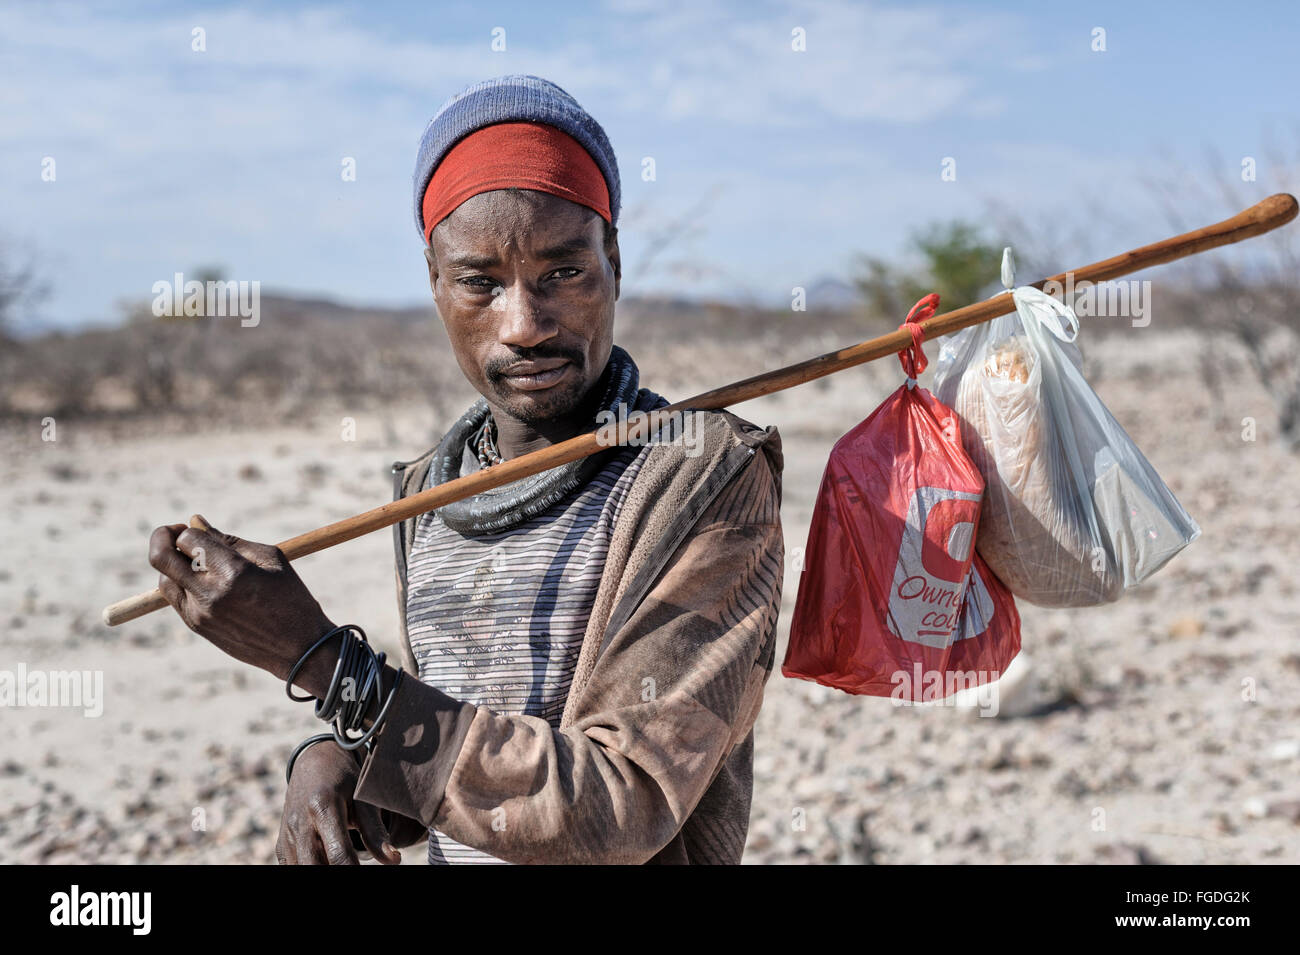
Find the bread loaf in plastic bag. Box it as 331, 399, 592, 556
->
933, 249, 1200, 607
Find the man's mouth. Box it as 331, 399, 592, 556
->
500, 359, 573, 391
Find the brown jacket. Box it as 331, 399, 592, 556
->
353, 406, 784, 864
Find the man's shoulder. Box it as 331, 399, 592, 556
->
610, 396, 784, 557
630, 396, 783, 503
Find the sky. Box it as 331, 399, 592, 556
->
2, 0, 1298, 330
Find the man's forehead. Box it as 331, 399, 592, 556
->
433, 192, 602, 261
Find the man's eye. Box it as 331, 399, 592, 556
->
551, 268, 581, 280
460, 277, 496, 290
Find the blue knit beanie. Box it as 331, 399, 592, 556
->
412, 74, 621, 242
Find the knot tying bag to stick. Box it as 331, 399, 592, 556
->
782, 295, 1022, 701
934, 248, 1201, 607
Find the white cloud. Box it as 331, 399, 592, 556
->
600, 0, 1019, 125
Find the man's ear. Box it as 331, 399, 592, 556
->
424, 245, 438, 295
606, 228, 621, 301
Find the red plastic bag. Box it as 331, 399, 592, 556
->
782, 295, 1021, 701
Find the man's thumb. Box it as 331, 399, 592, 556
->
355, 804, 402, 864
189, 513, 223, 537
374, 822, 401, 865
190, 514, 246, 552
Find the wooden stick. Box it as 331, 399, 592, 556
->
101, 193, 1299, 627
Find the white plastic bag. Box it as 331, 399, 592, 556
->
934, 248, 1200, 607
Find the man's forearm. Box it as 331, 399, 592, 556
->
364, 666, 428, 847
351, 674, 478, 827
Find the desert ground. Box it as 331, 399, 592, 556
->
2, 321, 1298, 864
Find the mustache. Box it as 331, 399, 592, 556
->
484, 346, 585, 380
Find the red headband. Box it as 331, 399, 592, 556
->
421, 120, 612, 243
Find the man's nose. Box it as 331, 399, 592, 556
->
494, 284, 557, 348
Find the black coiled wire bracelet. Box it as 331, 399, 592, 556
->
284, 624, 405, 784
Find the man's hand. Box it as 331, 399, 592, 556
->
277, 740, 402, 865
148, 516, 338, 696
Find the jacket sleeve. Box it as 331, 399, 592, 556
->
351, 448, 784, 864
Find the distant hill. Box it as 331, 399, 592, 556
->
804, 276, 859, 311
0, 290, 872, 423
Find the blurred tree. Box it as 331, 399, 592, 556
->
1140, 135, 1300, 450
0, 239, 49, 338
156, 264, 228, 321
853, 220, 1002, 320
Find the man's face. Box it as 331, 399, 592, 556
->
426, 189, 621, 425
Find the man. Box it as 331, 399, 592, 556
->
149, 74, 785, 865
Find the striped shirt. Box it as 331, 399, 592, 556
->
406, 436, 650, 864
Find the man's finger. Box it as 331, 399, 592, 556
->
282, 819, 304, 865
157, 573, 186, 613
148, 524, 199, 588
293, 819, 330, 865
173, 527, 243, 572
195, 515, 285, 570
321, 826, 359, 866
309, 800, 358, 866
299, 834, 328, 865
354, 803, 401, 865
190, 514, 243, 550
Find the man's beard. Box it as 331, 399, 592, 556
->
483, 345, 591, 425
